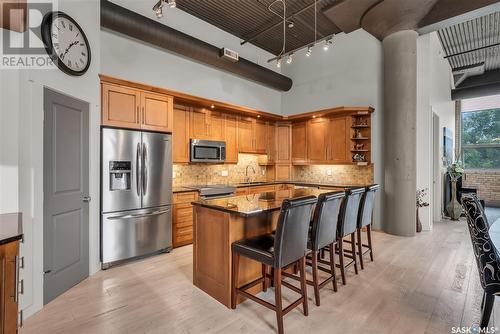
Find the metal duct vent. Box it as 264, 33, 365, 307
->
100, 0, 293, 92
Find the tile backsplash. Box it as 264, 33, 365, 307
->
173, 154, 267, 186
293, 165, 374, 185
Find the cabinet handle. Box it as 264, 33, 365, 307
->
19, 256, 24, 269
12, 256, 19, 302
18, 310, 23, 328
19, 279, 24, 295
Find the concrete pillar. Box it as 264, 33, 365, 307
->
382, 30, 418, 237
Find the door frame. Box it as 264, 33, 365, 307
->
432, 111, 441, 222
42, 87, 90, 304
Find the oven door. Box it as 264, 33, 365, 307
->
190, 139, 226, 163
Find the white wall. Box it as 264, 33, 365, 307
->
4, 0, 102, 319
416, 32, 455, 230
280, 29, 385, 229
102, 0, 282, 114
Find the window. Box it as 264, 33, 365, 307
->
461, 107, 500, 170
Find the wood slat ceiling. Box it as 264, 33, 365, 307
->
437, 11, 500, 72
175, 0, 341, 55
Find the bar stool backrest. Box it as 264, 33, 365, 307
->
462, 193, 500, 295
273, 196, 317, 268
338, 188, 365, 238
310, 191, 345, 251
358, 184, 380, 228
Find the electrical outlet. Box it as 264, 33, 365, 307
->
221, 170, 229, 177
262, 170, 266, 175
326, 169, 332, 176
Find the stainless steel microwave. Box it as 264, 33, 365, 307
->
190, 139, 226, 163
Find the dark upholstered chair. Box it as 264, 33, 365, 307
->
336, 187, 365, 285
357, 184, 379, 269
462, 193, 500, 329
231, 196, 317, 334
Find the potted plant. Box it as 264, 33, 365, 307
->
446, 160, 464, 220
416, 188, 429, 232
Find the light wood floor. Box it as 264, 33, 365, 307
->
22, 220, 493, 334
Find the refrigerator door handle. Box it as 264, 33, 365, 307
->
142, 142, 148, 196
107, 208, 170, 221
136, 142, 141, 197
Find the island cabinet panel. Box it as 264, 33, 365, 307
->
101, 83, 173, 133
102, 84, 141, 129
308, 118, 330, 163
292, 122, 307, 163
224, 114, 239, 164
172, 104, 191, 163
173, 192, 198, 248
193, 207, 274, 307
140, 92, 174, 133
0, 240, 20, 334
329, 116, 349, 163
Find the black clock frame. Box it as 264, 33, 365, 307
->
41, 11, 91, 76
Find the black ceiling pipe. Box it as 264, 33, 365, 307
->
101, 0, 293, 92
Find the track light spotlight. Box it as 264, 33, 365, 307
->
167, 0, 176, 8
276, 58, 282, 68
286, 54, 293, 64
323, 38, 332, 51
155, 6, 163, 18
288, 20, 294, 28
306, 46, 312, 57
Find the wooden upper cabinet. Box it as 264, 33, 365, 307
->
276, 123, 291, 163
308, 118, 330, 163
254, 120, 268, 154
102, 84, 141, 129
190, 108, 210, 139
209, 112, 225, 141
267, 123, 276, 163
141, 92, 173, 133
238, 117, 255, 153
101, 83, 173, 133
173, 104, 190, 163
292, 122, 307, 163
224, 114, 238, 164
329, 116, 348, 163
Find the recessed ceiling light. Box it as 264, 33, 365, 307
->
210, 104, 215, 109
288, 20, 294, 28
306, 46, 312, 57
257, 115, 261, 118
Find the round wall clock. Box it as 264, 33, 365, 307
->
41, 11, 91, 76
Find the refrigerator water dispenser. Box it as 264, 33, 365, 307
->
109, 161, 131, 191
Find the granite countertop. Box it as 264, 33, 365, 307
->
173, 181, 370, 193
192, 187, 346, 217
0, 213, 23, 245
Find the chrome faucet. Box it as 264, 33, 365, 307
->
245, 164, 256, 183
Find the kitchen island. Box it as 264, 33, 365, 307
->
191, 187, 344, 308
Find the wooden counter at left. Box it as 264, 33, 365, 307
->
0, 213, 23, 333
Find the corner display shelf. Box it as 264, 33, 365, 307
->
350, 113, 371, 165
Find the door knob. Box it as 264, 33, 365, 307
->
83, 196, 91, 203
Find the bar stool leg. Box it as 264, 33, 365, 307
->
274, 268, 284, 334
357, 229, 364, 270
329, 242, 338, 292
367, 224, 374, 261
311, 250, 320, 306
299, 257, 309, 316
338, 240, 346, 285
262, 264, 268, 292
351, 233, 358, 275
231, 252, 240, 309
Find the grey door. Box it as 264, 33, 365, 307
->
141, 132, 172, 208
43, 88, 89, 304
101, 128, 141, 213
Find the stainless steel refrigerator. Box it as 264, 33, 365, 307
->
101, 128, 173, 269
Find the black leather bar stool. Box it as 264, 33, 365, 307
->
462, 194, 500, 329
231, 196, 317, 334
282, 191, 345, 306
336, 187, 365, 285
356, 184, 379, 270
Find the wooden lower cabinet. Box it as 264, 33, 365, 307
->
0, 241, 20, 334
173, 192, 198, 248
